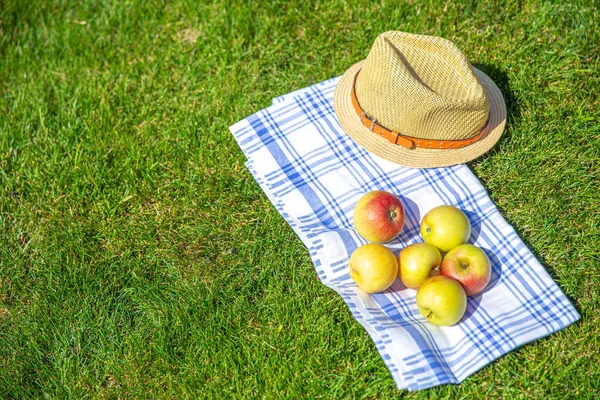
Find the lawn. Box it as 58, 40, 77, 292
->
1, 0, 599, 398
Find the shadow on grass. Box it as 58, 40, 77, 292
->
472, 63, 521, 155
463, 65, 581, 313
467, 66, 580, 312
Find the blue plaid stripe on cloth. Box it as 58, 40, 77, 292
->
230, 77, 580, 391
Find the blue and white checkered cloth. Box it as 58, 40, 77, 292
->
229, 77, 580, 391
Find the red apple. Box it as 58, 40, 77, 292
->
353, 190, 404, 243
441, 244, 491, 296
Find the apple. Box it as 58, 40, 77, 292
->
353, 190, 404, 243
349, 243, 398, 293
441, 244, 491, 296
398, 243, 442, 289
420, 205, 471, 252
416, 275, 467, 326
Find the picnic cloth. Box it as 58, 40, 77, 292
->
229, 77, 580, 391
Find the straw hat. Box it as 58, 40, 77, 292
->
334, 31, 506, 168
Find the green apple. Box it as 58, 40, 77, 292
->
416, 275, 467, 326
398, 243, 442, 289
349, 243, 398, 293
441, 244, 491, 296
353, 190, 405, 243
420, 205, 471, 253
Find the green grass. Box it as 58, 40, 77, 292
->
1, 0, 599, 398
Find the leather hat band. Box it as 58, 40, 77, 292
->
351, 70, 488, 150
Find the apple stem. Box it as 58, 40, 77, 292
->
427, 311, 433, 319
388, 209, 397, 220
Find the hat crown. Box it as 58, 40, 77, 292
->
355, 31, 490, 141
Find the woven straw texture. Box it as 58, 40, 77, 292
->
334, 31, 506, 168
356, 31, 490, 140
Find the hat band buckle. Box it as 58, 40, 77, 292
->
351, 70, 488, 150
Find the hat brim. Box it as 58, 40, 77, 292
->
333, 60, 507, 168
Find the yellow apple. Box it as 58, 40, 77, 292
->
349, 244, 398, 293
353, 190, 404, 243
398, 243, 442, 289
420, 205, 471, 253
416, 275, 467, 326
441, 244, 491, 296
